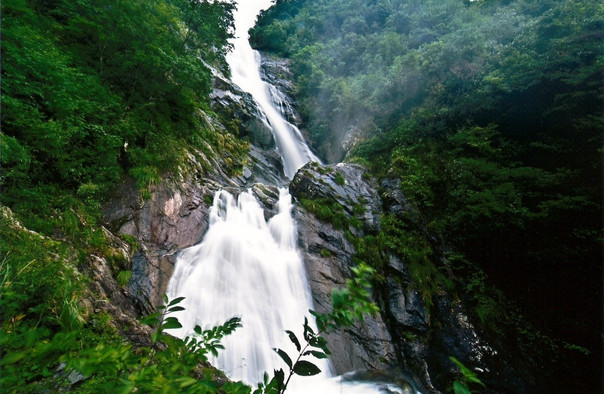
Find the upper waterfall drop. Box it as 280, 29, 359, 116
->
226, 0, 319, 179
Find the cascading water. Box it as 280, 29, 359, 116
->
226, 0, 319, 179
166, 1, 410, 392
166, 188, 322, 386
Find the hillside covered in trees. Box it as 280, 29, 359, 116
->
1, 0, 252, 391
251, 0, 602, 391
1, 0, 602, 392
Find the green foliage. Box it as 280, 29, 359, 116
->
0, 208, 83, 333
319, 248, 333, 258
64, 296, 247, 393
316, 263, 380, 331
379, 214, 449, 311
117, 270, 132, 288
299, 198, 349, 230
2, 0, 240, 209
449, 357, 486, 394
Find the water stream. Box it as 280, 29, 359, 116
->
165, 1, 407, 392
226, 0, 319, 180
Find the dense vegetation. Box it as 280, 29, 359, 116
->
2, 0, 247, 203
0, 0, 249, 391
251, 0, 602, 390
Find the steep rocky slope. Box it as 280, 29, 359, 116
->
290, 163, 535, 392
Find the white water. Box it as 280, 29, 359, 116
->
226, 0, 319, 179
165, 1, 404, 392
166, 189, 323, 385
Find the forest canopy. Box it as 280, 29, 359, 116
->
251, 0, 603, 390
2, 0, 236, 205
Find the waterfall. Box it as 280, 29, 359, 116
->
165, 1, 404, 392
226, 0, 319, 180
165, 188, 325, 386
165, 191, 398, 393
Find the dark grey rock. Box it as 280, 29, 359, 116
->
290, 162, 382, 233
294, 206, 397, 375
290, 162, 536, 393
386, 279, 429, 333
291, 163, 397, 375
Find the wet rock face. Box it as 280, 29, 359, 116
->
260, 55, 301, 126
290, 162, 382, 233
210, 66, 287, 187
290, 164, 535, 393
210, 76, 275, 151
84, 253, 154, 348
102, 176, 221, 311
290, 163, 397, 375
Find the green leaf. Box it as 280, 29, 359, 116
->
162, 316, 183, 330
303, 317, 315, 335
293, 360, 321, 376
468, 375, 486, 387
168, 296, 186, 307
117, 379, 136, 394
168, 306, 185, 312
176, 377, 198, 388
285, 330, 301, 351
303, 350, 328, 359
0, 352, 24, 365
269, 368, 285, 391
453, 380, 471, 394
273, 348, 292, 369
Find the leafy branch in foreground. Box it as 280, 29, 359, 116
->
256, 263, 379, 394
65, 296, 247, 393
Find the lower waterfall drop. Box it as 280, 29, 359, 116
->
165, 188, 321, 385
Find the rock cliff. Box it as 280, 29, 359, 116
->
290, 163, 535, 393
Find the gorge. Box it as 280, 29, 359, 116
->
1, 0, 600, 392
